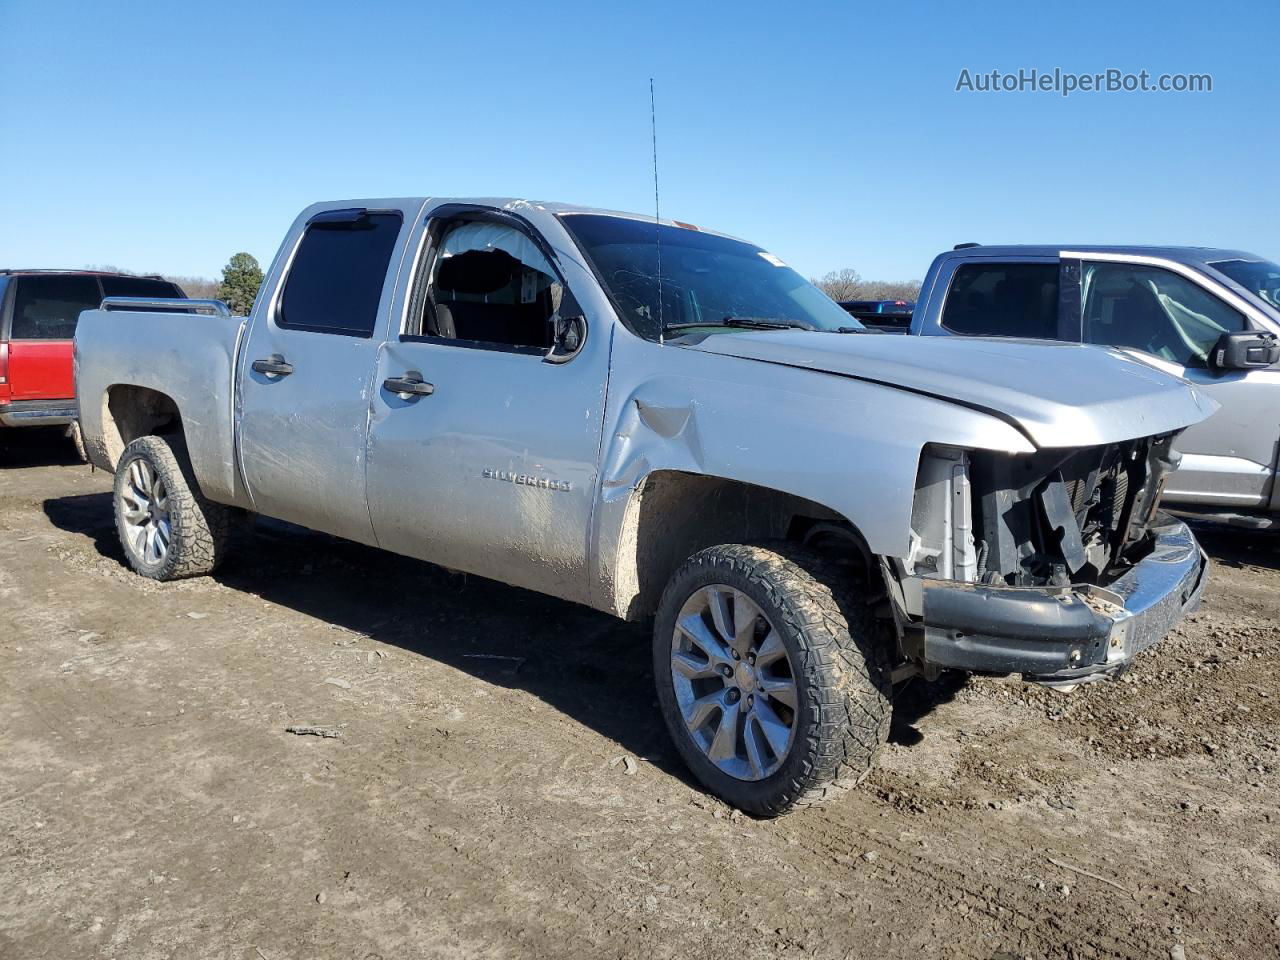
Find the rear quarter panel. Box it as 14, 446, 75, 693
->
75, 309, 251, 507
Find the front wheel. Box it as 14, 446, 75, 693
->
654, 543, 891, 816
113, 434, 235, 581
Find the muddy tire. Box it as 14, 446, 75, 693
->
113, 434, 234, 581
654, 542, 891, 816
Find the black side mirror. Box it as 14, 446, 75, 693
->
544, 290, 587, 364
1210, 330, 1280, 372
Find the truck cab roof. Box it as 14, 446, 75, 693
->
298, 197, 748, 244
936, 245, 1267, 267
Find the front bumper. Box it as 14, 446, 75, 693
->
0, 399, 78, 428
915, 515, 1208, 685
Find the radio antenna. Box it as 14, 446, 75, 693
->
650, 77, 665, 345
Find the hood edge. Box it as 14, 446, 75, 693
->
724, 352, 1044, 449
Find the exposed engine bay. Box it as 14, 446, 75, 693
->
906, 435, 1181, 589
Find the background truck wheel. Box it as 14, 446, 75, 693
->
112, 434, 235, 581
654, 542, 891, 816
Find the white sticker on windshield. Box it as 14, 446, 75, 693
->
758, 252, 787, 267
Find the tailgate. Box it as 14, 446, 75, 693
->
7, 340, 75, 399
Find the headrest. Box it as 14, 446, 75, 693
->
436, 248, 518, 295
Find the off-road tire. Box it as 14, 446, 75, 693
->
654, 542, 892, 816
113, 434, 235, 580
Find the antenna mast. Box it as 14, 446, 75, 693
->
650, 78, 665, 345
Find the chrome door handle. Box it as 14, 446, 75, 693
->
383, 375, 435, 397
251, 355, 294, 376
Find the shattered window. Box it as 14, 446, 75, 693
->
558, 213, 856, 342
420, 220, 562, 350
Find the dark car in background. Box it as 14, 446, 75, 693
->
837, 299, 915, 331
0, 270, 185, 449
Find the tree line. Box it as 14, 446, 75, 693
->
98, 257, 920, 316
809, 268, 921, 303
89, 253, 265, 314
172, 252, 262, 314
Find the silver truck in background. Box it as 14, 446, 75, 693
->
900, 246, 1280, 530
75, 199, 1215, 815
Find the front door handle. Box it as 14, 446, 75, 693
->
383, 375, 435, 397
251, 355, 294, 376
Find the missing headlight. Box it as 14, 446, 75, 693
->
908, 445, 978, 581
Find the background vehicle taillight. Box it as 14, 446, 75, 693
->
0, 341, 9, 399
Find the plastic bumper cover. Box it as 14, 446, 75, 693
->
918, 515, 1208, 684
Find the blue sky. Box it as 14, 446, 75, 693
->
0, 0, 1274, 281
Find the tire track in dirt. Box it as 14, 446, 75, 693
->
786, 806, 1157, 959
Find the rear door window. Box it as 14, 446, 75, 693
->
278, 212, 403, 337
941, 263, 1060, 338
1082, 262, 1247, 367
11, 274, 102, 340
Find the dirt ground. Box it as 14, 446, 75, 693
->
2, 428, 1278, 960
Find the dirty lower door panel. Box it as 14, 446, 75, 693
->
366, 333, 609, 605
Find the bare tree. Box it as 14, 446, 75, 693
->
812, 268, 864, 302
84, 263, 220, 299
811, 267, 921, 303
855, 280, 922, 301
165, 275, 220, 299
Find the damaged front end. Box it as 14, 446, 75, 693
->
889, 437, 1209, 687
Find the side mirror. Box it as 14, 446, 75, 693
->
1209, 330, 1280, 372
544, 290, 587, 364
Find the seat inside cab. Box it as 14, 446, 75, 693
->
422, 221, 562, 349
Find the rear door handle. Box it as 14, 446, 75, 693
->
251, 355, 294, 376
383, 375, 435, 397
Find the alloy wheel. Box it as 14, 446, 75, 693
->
119, 457, 171, 566
669, 585, 798, 781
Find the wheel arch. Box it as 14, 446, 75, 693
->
95, 384, 184, 471
594, 468, 882, 620
91, 382, 248, 509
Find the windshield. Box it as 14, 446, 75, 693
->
558, 214, 861, 341
1209, 258, 1280, 311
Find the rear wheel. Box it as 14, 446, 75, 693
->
113, 435, 235, 580
654, 542, 891, 816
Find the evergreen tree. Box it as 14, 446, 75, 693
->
217, 252, 264, 315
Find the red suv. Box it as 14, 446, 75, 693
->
0, 270, 186, 441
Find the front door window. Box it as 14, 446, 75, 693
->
1082, 262, 1247, 367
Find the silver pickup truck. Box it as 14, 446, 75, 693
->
75, 199, 1215, 815
905, 246, 1280, 529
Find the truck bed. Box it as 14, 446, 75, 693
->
74, 304, 251, 507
